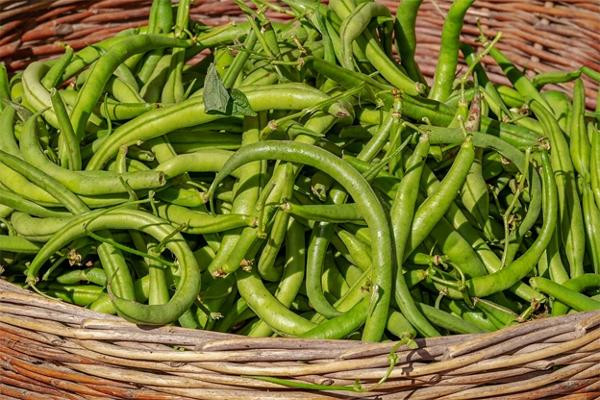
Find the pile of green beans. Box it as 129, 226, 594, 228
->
1, 0, 599, 342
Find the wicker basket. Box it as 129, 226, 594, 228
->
1, 1, 600, 398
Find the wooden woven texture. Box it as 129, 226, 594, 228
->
0, 0, 599, 107
1, 0, 600, 398
2, 280, 600, 399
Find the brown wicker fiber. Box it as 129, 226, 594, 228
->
1, 0, 600, 399
2, 280, 600, 399
1, 0, 599, 108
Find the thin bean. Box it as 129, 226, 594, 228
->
466, 151, 557, 297
429, 0, 474, 102
530, 277, 600, 312
19, 115, 166, 196
207, 141, 393, 341
395, 0, 425, 84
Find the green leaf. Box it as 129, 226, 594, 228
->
230, 89, 256, 116
203, 63, 230, 114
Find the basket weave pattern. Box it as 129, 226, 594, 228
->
1, 0, 600, 398
0, 0, 599, 107
2, 280, 600, 399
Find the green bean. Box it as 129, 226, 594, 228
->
0, 235, 41, 253
0, 63, 9, 109
237, 268, 315, 336
19, 115, 166, 196
207, 116, 262, 277
428, 0, 474, 102
256, 165, 294, 282
416, 302, 483, 334
162, 0, 190, 103
531, 69, 582, 88
339, 2, 390, 70
86, 84, 333, 170
97, 242, 136, 301
541, 90, 570, 133
45, 283, 104, 306
249, 218, 306, 337
27, 209, 200, 324
552, 274, 600, 316
336, 229, 371, 272
56, 268, 107, 286
302, 298, 368, 339
467, 151, 556, 297
386, 310, 417, 338
322, 252, 350, 299
50, 89, 81, 170
0, 107, 19, 156
21, 61, 98, 131
304, 57, 389, 103
546, 231, 569, 284
445, 299, 496, 332
154, 150, 238, 178
207, 140, 392, 341
61, 28, 141, 80
140, 54, 171, 103
488, 47, 550, 112
330, 0, 423, 96
410, 136, 475, 252
109, 77, 145, 103
389, 134, 439, 336
581, 66, 600, 83
532, 101, 585, 278
592, 123, 600, 209
10, 79, 24, 103
306, 223, 342, 319
99, 101, 157, 121
0, 189, 68, 219
10, 212, 70, 241
530, 277, 600, 312
89, 293, 116, 314
459, 93, 490, 233
283, 202, 363, 225
41, 46, 74, 89
156, 204, 253, 234
581, 183, 600, 274
570, 80, 590, 179
461, 44, 512, 119
394, 0, 425, 84
473, 298, 517, 327
0, 149, 87, 215
70, 35, 191, 139
425, 127, 543, 265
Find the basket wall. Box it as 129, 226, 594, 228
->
0, 0, 599, 107
2, 280, 600, 399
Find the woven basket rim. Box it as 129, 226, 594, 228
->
2, 278, 600, 399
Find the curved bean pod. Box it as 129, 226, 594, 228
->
391, 133, 440, 337
70, 35, 191, 139
19, 116, 166, 195
156, 203, 254, 234
86, 84, 333, 170
466, 151, 557, 297
26, 209, 201, 325
339, 2, 390, 70
207, 141, 393, 342
530, 277, 600, 312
